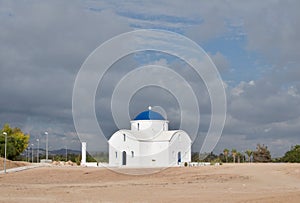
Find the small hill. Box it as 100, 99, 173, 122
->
0, 157, 31, 170
50, 148, 81, 156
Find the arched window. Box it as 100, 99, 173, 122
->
123, 133, 126, 141
131, 151, 134, 158
115, 151, 117, 159
178, 151, 181, 164
137, 123, 140, 131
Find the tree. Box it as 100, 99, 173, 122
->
245, 149, 253, 163
199, 152, 218, 162
191, 152, 199, 162
231, 149, 237, 163
281, 145, 300, 163
236, 152, 242, 163
0, 124, 30, 160
253, 144, 271, 162
223, 148, 229, 163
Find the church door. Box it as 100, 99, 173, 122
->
122, 151, 127, 165
177, 152, 181, 164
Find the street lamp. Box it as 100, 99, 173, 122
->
65, 145, 68, 161
45, 131, 48, 161
31, 144, 34, 163
36, 139, 39, 163
3, 132, 7, 174
27, 146, 30, 162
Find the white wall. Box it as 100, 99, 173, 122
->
109, 131, 140, 167
109, 130, 191, 167
168, 131, 191, 166
130, 120, 168, 132
139, 141, 169, 167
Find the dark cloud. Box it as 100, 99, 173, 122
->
0, 0, 299, 157
0, 0, 131, 150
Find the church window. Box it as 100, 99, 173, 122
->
131, 151, 134, 157
178, 151, 182, 164
123, 134, 126, 141
115, 151, 117, 159
137, 123, 140, 131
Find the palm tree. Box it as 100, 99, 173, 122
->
231, 149, 237, 163
245, 150, 252, 163
223, 148, 229, 163
237, 152, 241, 163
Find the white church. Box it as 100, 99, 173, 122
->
108, 106, 191, 167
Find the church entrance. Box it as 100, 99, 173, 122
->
122, 151, 127, 165
177, 151, 181, 164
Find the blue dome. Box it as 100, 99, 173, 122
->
134, 110, 165, 120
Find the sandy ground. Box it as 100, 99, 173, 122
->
0, 163, 300, 203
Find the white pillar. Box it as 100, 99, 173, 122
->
81, 142, 86, 166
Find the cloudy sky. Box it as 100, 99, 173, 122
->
0, 0, 299, 157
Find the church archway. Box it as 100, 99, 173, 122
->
122, 151, 127, 165
177, 151, 181, 164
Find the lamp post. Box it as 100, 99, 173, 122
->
3, 132, 7, 174
65, 145, 68, 161
36, 139, 39, 163
25, 149, 27, 162
45, 131, 48, 161
31, 144, 34, 163
27, 146, 30, 162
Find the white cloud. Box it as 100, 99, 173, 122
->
287, 86, 299, 97
231, 81, 255, 96
208, 52, 230, 73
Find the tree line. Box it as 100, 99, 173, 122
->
1, 124, 299, 163
192, 143, 300, 163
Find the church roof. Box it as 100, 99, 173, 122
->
134, 107, 165, 120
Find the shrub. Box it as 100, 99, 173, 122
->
281, 145, 300, 163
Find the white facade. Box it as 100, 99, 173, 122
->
108, 107, 191, 167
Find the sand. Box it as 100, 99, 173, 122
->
0, 163, 300, 202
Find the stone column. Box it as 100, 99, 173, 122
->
81, 142, 86, 166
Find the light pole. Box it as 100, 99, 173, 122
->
27, 146, 30, 162
36, 139, 39, 163
25, 149, 27, 162
3, 132, 7, 174
31, 144, 34, 163
45, 131, 48, 161
65, 146, 68, 161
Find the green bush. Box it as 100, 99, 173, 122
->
281, 145, 300, 163
0, 124, 30, 160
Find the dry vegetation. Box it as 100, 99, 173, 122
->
0, 157, 30, 169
